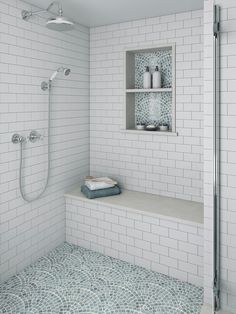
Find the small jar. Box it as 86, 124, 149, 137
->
159, 124, 169, 131
136, 123, 145, 130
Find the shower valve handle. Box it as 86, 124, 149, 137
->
28, 130, 43, 143
12, 134, 27, 144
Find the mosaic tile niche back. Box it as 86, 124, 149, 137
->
134, 48, 173, 128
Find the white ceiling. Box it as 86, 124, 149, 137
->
24, 0, 203, 27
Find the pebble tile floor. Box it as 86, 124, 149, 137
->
0, 242, 203, 313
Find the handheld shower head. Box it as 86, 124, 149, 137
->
49, 70, 58, 82
49, 67, 71, 82
41, 67, 71, 90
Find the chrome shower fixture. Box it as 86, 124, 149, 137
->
41, 67, 71, 91
21, 1, 74, 32
49, 67, 71, 82
12, 131, 43, 144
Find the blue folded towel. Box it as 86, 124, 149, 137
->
81, 184, 121, 199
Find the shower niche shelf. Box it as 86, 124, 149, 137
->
124, 44, 176, 133
126, 88, 172, 93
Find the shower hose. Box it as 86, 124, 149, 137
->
19, 86, 51, 202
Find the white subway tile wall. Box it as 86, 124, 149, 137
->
90, 10, 204, 203
1, 1, 236, 311
204, 0, 236, 312
0, 0, 89, 281
66, 196, 204, 286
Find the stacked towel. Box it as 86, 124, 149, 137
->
81, 184, 121, 199
81, 176, 121, 199
85, 177, 117, 190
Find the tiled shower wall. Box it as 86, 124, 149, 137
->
66, 195, 204, 286
204, 0, 236, 312
0, 0, 89, 281
90, 10, 204, 203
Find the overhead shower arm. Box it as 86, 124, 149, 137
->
46, 1, 62, 13
22, 1, 63, 21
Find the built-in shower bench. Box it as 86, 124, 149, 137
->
65, 187, 204, 287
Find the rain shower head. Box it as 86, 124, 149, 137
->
21, 1, 74, 32
46, 16, 74, 32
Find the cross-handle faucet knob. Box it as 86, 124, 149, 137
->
28, 130, 43, 143
12, 134, 26, 144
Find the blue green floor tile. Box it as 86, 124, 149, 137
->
0, 242, 203, 313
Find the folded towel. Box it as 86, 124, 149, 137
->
85, 176, 117, 185
85, 180, 114, 191
81, 184, 121, 199
85, 176, 117, 190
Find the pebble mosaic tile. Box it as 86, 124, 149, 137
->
135, 49, 172, 127
0, 242, 203, 313
135, 92, 172, 127
135, 50, 172, 89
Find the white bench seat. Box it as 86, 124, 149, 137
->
65, 187, 204, 286
65, 187, 203, 225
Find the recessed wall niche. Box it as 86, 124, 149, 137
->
124, 45, 176, 133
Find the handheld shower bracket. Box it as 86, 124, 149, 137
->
41, 81, 50, 91
21, 10, 32, 21
42, 67, 70, 90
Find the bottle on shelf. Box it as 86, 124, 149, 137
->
152, 66, 161, 89
143, 66, 151, 89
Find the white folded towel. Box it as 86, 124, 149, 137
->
85, 177, 117, 191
